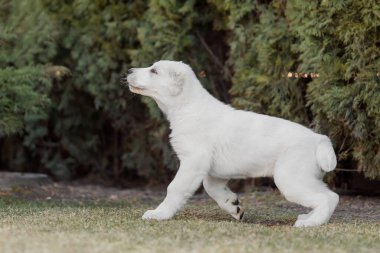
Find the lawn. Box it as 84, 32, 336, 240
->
0, 184, 379, 253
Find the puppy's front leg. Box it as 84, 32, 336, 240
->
142, 155, 209, 220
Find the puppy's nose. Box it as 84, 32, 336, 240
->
127, 68, 134, 74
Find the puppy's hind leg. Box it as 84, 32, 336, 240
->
273, 148, 339, 227
203, 175, 245, 221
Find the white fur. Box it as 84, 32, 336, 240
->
126, 60, 339, 227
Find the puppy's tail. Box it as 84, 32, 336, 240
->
316, 136, 337, 172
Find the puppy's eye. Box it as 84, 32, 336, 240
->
150, 68, 158, 74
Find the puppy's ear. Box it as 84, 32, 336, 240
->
168, 71, 185, 96
169, 71, 185, 87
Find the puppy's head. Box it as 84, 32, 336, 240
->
123, 60, 193, 98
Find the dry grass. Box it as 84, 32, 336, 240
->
0, 187, 379, 253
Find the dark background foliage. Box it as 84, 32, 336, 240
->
1, 0, 379, 189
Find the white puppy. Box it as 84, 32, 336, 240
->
125, 60, 339, 227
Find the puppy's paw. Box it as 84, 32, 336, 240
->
294, 219, 321, 227
297, 213, 309, 220
142, 209, 172, 220
231, 204, 245, 221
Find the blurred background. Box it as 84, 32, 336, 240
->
1, 0, 379, 193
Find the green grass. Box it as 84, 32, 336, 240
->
0, 192, 379, 253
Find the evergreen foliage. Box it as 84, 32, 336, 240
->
19, 0, 160, 180
0, 67, 50, 136
212, 0, 380, 178
0, 0, 52, 136
0, 0, 379, 181
292, 0, 380, 178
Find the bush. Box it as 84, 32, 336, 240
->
0, 0, 53, 136
0, 0, 379, 183
0, 67, 50, 136
0, 0, 65, 173
213, 0, 380, 178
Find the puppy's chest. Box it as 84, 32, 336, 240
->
169, 130, 209, 154
169, 123, 213, 156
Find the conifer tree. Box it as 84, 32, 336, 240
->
1, 0, 379, 181
0, 0, 52, 136
210, 0, 380, 178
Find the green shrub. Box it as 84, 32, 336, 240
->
0, 0, 62, 172
0, 0, 53, 136
210, 0, 380, 178
0, 67, 51, 136
0, 0, 379, 182
23, 0, 162, 180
